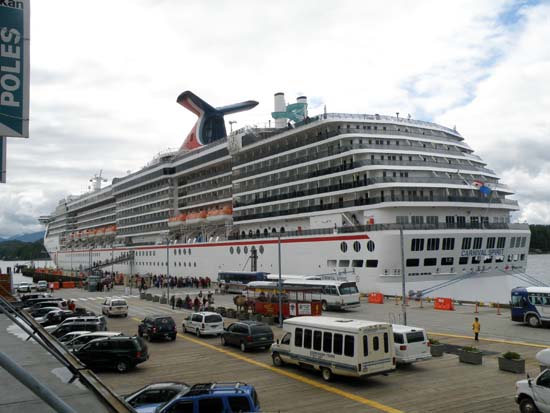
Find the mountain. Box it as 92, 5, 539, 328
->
0, 231, 45, 243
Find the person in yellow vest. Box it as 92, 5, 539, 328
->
472, 317, 481, 341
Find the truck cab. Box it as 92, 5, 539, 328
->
516, 369, 550, 412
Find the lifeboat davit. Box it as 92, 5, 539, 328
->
168, 214, 187, 228
206, 206, 233, 222
186, 210, 207, 225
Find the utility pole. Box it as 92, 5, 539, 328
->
278, 235, 283, 327
166, 237, 170, 304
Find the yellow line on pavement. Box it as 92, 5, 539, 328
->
176, 332, 402, 413
132, 317, 400, 412
428, 331, 548, 349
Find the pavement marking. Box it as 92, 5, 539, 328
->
428, 331, 548, 349
129, 316, 400, 413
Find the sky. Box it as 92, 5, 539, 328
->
1, 0, 549, 237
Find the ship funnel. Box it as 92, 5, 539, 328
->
297, 96, 308, 117
274, 92, 286, 128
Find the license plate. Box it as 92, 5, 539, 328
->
260, 337, 266, 340
116, 307, 123, 310
210, 325, 218, 328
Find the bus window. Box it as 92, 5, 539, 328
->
295, 328, 303, 347
329, 286, 338, 295
334, 334, 343, 355
323, 332, 332, 353
304, 329, 312, 349
511, 295, 525, 307
373, 336, 379, 351
339, 282, 359, 295
383, 333, 389, 353
313, 331, 322, 351
363, 335, 368, 356
344, 335, 354, 357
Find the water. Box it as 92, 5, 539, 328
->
2, 255, 550, 286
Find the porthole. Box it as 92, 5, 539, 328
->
259, 245, 264, 254
184, 262, 187, 267
173, 249, 177, 255
340, 242, 348, 253
244, 246, 249, 255
230, 246, 234, 255
183, 249, 187, 255
367, 240, 375, 252
178, 249, 182, 255
188, 262, 191, 267
188, 248, 191, 255
237, 246, 241, 254
353, 241, 361, 253
179, 262, 181, 267
194, 262, 197, 267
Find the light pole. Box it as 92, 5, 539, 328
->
166, 237, 170, 304
278, 235, 283, 327
399, 226, 407, 326
229, 120, 237, 133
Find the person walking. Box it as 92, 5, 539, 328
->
472, 317, 481, 341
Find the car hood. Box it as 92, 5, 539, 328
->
35, 316, 47, 323
134, 402, 164, 413
45, 325, 58, 332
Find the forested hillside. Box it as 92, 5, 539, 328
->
529, 225, 550, 253
0, 240, 47, 260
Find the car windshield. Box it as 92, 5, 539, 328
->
406, 331, 426, 343
338, 282, 359, 295
156, 318, 175, 327
251, 325, 272, 334
111, 300, 127, 306
205, 315, 222, 323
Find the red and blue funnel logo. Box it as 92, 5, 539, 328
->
177, 91, 258, 151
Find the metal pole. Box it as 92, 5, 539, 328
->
278, 235, 283, 327
166, 238, 170, 303
0, 351, 77, 413
400, 226, 407, 326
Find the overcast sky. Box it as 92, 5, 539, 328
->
1, 0, 549, 237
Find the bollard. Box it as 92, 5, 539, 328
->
395, 296, 400, 306
420, 298, 423, 308
405, 297, 410, 307
474, 302, 479, 314
497, 303, 501, 315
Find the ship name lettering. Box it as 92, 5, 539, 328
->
460, 248, 504, 257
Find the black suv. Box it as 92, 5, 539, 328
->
38, 309, 75, 327
221, 320, 274, 352
138, 315, 177, 342
73, 336, 148, 372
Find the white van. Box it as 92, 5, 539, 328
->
271, 316, 396, 381
392, 324, 431, 364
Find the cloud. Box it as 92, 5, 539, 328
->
1, 0, 548, 236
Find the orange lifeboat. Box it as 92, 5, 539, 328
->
186, 210, 207, 225
206, 206, 233, 222
168, 214, 187, 228
105, 225, 116, 236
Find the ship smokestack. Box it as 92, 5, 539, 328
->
297, 96, 308, 118
274, 92, 286, 128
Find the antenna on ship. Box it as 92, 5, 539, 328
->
88, 170, 107, 192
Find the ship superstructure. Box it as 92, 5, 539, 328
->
40, 91, 530, 302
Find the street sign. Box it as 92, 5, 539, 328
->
0, 0, 30, 138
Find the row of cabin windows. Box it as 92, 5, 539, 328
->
407, 253, 526, 267
327, 259, 378, 268
397, 216, 509, 225
294, 328, 389, 357
411, 236, 525, 252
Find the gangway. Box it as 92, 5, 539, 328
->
83, 251, 134, 272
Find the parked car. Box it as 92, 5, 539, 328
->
21, 292, 50, 302
125, 382, 190, 412
17, 282, 32, 293
102, 297, 129, 317
30, 306, 63, 318
30, 300, 68, 312
392, 324, 432, 364
46, 316, 107, 338
36, 309, 75, 327
66, 331, 124, 351
516, 369, 550, 413
57, 330, 92, 344
73, 336, 148, 373
221, 320, 274, 352
138, 316, 177, 342
182, 312, 224, 337
156, 382, 261, 413
36, 280, 48, 292
22, 297, 65, 309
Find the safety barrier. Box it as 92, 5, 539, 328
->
62, 281, 75, 288
51, 282, 60, 290
433, 297, 454, 311
368, 292, 384, 304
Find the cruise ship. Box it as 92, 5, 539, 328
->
39, 90, 531, 303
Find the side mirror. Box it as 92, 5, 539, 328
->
276, 339, 280, 345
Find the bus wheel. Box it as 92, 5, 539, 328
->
321, 301, 328, 312
321, 368, 333, 382
272, 353, 284, 367
527, 315, 541, 328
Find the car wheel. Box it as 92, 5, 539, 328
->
196, 329, 201, 337
124, 313, 128, 317
527, 315, 541, 328
221, 336, 227, 346
321, 367, 333, 382
520, 397, 539, 413
171, 335, 176, 341
321, 300, 328, 312
138, 330, 143, 337
147, 334, 153, 342
240, 341, 247, 352
116, 360, 129, 373
272, 353, 284, 367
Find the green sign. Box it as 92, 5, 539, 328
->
0, 0, 30, 138
272, 102, 307, 123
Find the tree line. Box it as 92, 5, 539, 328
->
529, 225, 550, 253
0, 240, 48, 260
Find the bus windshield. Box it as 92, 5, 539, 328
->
339, 282, 359, 295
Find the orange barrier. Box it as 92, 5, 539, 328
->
433, 297, 454, 311
368, 293, 384, 304
62, 281, 75, 288
52, 282, 60, 290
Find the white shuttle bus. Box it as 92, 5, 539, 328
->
271, 316, 396, 381
265, 277, 361, 311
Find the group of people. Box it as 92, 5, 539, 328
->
133, 274, 212, 292
170, 290, 214, 311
